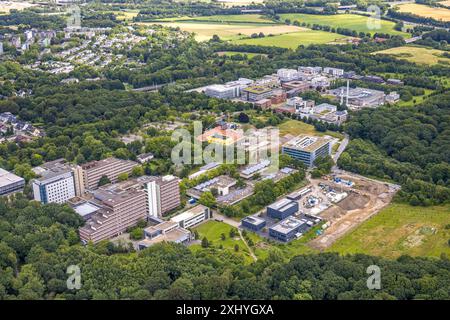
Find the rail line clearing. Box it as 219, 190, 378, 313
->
397, 3, 450, 21
308, 171, 399, 250
374, 46, 450, 66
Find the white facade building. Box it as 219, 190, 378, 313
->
277, 68, 300, 82
32, 171, 76, 204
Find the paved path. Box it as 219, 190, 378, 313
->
332, 133, 349, 170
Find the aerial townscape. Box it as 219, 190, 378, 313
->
0, 0, 449, 305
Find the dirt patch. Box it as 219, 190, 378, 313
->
337, 192, 370, 211
309, 171, 399, 250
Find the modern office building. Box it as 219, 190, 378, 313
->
328, 87, 386, 109
241, 215, 266, 231
269, 216, 308, 242
141, 175, 181, 218
267, 198, 299, 220
78, 181, 148, 243
282, 135, 331, 167
205, 84, 239, 99
81, 157, 138, 190
277, 68, 300, 82
323, 67, 344, 77
170, 205, 212, 229
32, 159, 85, 204
242, 85, 273, 102
0, 168, 25, 196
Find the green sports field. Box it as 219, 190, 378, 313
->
278, 13, 410, 37
328, 203, 450, 259
232, 30, 348, 48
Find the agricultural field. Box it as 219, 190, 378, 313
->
328, 203, 450, 259
397, 3, 450, 21
152, 14, 275, 24
145, 21, 304, 41
374, 46, 450, 66
108, 10, 139, 21
279, 13, 409, 37
0, 1, 36, 13
232, 29, 348, 48
278, 119, 344, 140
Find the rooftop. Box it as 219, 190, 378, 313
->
0, 168, 25, 187
243, 85, 272, 94
270, 216, 306, 235
73, 202, 101, 217
242, 215, 265, 226
171, 205, 208, 223
283, 134, 330, 152
268, 198, 297, 213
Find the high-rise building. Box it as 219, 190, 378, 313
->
81, 157, 138, 190
0, 168, 25, 196
31, 159, 83, 204
32, 167, 76, 204
77, 180, 148, 243
139, 175, 181, 218
282, 135, 331, 167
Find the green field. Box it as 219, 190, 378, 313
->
278, 119, 344, 140
279, 13, 409, 37
232, 30, 347, 48
374, 46, 450, 66
216, 51, 266, 58
328, 203, 450, 259
190, 221, 255, 263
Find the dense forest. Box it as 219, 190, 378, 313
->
339, 91, 450, 205
0, 196, 449, 300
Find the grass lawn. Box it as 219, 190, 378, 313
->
191, 221, 255, 263
374, 46, 450, 66
328, 203, 450, 259
232, 30, 347, 48
279, 13, 409, 37
396, 89, 434, 107
278, 119, 344, 140
397, 3, 450, 22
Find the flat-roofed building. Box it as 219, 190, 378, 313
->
32, 162, 77, 204
269, 216, 307, 242
140, 175, 181, 218
241, 215, 266, 231
328, 87, 386, 109
240, 159, 271, 179
205, 84, 239, 99
0, 168, 25, 196
170, 204, 212, 229
267, 198, 299, 220
323, 67, 344, 77
242, 85, 273, 102
138, 221, 192, 249
78, 181, 148, 243
81, 157, 138, 190
277, 68, 300, 82
281, 80, 310, 93
282, 135, 331, 167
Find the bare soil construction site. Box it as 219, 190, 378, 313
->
309, 171, 400, 250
